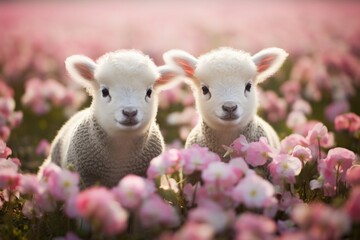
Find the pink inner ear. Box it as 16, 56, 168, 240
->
154, 72, 177, 89
174, 57, 195, 77
257, 55, 275, 73
75, 63, 93, 80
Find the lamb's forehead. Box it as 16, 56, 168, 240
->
95, 50, 159, 85
195, 48, 257, 83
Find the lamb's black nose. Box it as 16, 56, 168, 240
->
222, 102, 238, 113
122, 108, 138, 118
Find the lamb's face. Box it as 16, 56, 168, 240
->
65, 50, 178, 137
163, 47, 288, 131
194, 51, 258, 130
93, 59, 159, 135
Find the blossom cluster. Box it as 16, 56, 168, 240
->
2, 119, 359, 239
0, 81, 22, 141
21, 78, 85, 116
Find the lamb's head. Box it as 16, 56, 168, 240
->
66, 50, 178, 136
163, 47, 288, 131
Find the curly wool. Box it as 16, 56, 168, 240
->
186, 115, 280, 159
43, 109, 163, 188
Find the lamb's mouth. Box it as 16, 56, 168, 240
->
117, 119, 139, 127
219, 114, 239, 121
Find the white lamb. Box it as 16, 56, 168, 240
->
163, 47, 288, 158
39, 50, 178, 188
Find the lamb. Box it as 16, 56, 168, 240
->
163, 47, 288, 158
38, 50, 179, 188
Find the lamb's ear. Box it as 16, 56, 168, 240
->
163, 49, 198, 78
65, 55, 97, 88
154, 65, 182, 91
252, 48, 288, 83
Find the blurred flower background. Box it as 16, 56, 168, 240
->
1, 0, 360, 239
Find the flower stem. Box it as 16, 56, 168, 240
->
191, 183, 198, 207
165, 174, 172, 189
317, 138, 321, 161
335, 163, 341, 195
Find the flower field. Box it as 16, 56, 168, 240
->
1, 0, 360, 239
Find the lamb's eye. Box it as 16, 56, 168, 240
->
245, 82, 252, 92
146, 88, 152, 98
244, 82, 252, 97
145, 88, 152, 102
201, 85, 211, 100
202, 85, 209, 95
100, 86, 111, 102
102, 88, 109, 97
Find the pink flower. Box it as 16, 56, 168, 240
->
292, 203, 350, 240
188, 200, 234, 233
228, 157, 249, 179
76, 187, 128, 235
183, 182, 206, 207
65, 194, 78, 218
259, 90, 287, 123
280, 134, 309, 154
334, 112, 360, 133
277, 220, 296, 234
234, 213, 276, 240
0, 139, 12, 159
0, 151, 20, 191
36, 139, 50, 157
346, 165, 360, 186
0, 158, 19, 172
43, 163, 79, 201
228, 135, 249, 158
32, 185, 57, 213
167, 107, 198, 126
318, 148, 356, 193
280, 80, 301, 104
0, 81, 14, 98
345, 187, 360, 222
306, 122, 334, 148
0, 97, 15, 118
0, 126, 10, 141
286, 111, 307, 131
147, 149, 183, 179
291, 145, 312, 164
181, 145, 220, 175
201, 162, 238, 189
112, 174, 155, 210
245, 137, 273, 167
168, 222, 214, 240
139, 195, 180, 228
0, 169, 20, 190
292, 99, 312, 115
278, 191, 303, 214
269, 154, 302, 184
160, 175, 179, 193
325, 100, 350, 122
19, 174, 41, 195
232, 171, 275, 208
22, 200, 42, 219
8, 111, 23, 128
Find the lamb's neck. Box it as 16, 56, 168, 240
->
110, 129, 150, 152
91, 115, 150, 153
201, 120, 252, 147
